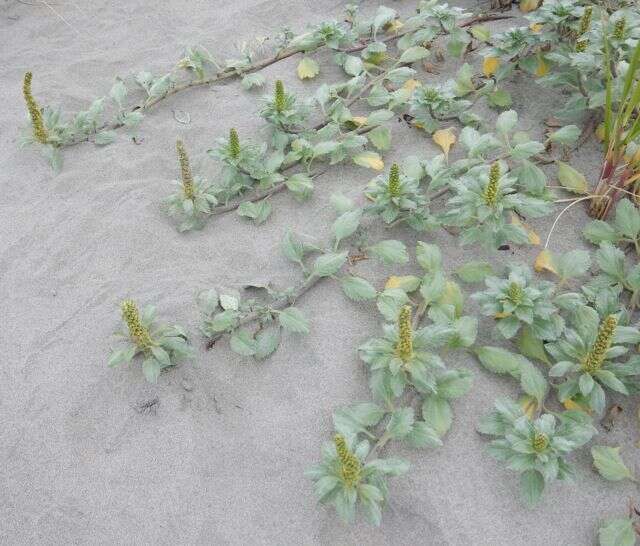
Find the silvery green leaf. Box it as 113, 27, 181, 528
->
278, 307, 310, 334
376, 288, 409, 321
385, 67, 416, 84
455, 261, 493, 283
386, 407, 414, 438
230, 329, 257, 356
333, 209, 362, 246
399, 46, 430, 63
554, 250, 590, 280
510, 141, 545, 160
335, 488, 356, 523
366, 457, 409, 476
333, 403, 385, 436
254, 329, 281, 360
341, 276, 377, 301
515, 160, 547, 195
368, 240, 408, 265
591, 445, 635, 482
44, 145, 63, 174
520, 362, 548, 403
123, 111, 143, 128
517, 326, 549, 364
372, 6, 396, 36
549, 125, 580, 145
520, 470, 544, 506
420, 270, 445, 305
405, 421, 442, 448
367, 126, 391, 151
596, 242, 626, 280
108, 348, 130, 368
312, 252, 347, 277
614, 199, 640, 240
344, 55, 363, 76
109, 79, 127, 107
241, 73, 265, 90
496, 110, 518, 136
330, 193, 354, 214
219, 294, 239, 311
367, 109, 394, 125
207, 310, 238, 332
281, 229, 305, 264
474, 346, 523, 378
598, 518, 636, 546
150, 346, 171, 368
237, 199, 272, 225
94, 131, 116, 146
436, 369, 473, 399
148, 74, 172, 98
416, 242, 442, 271
488, 89, 511, 108
142, 358, 161, 383
583, 220, 619, 245
285, 173, 314, 200
422, 396, 452, 437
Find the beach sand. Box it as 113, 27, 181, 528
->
1, 0, 637, 544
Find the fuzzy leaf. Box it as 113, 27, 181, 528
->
455, 261, 493, 283
591, 446, 635, 482
352, 151, 384, 171
341, 276, 377, 301
556, 161, 588, 194
599, 518, 636, 546
312, 252, 347, 277
368, 240, 408, 265
422, 396, 452, 437
297, 57, 320, 80
520, 470, 544, 506
433, 128, 456, 159
278, 307, 310, 334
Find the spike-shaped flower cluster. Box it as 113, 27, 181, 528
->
483, 163, 500, 207
578, 6, 592, 36
334, 434, 362, 488
121, 299, 153, 350
575, 39, 588, 53
396, 305, 413, 363
228, 128, 240, 159
22, 72, 48, 145
176, 140, 195, 200
387, 163, 401, 198
613, 18, 625, 40
582, 315, 617, 374
274, 80, 286, 113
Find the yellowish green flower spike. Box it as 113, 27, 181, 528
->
506, 282, 524, 305
532, 432, 549, 453
613, 18, 625, 40
575, 39, 588, 53
229, 128, 240, 159
176, 140, 195, 200
22, 72, 48, 145
483, 163, 500, 207
579, 7, 592, 36
334, 434, 361, 488
274, 79, 286, 113
388, 163, 401, 197
121, 299, 153, 350
396, 305, 413, 363
582, 315, 617, 374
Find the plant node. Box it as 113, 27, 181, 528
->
334, 434, 361, 488
22, 72, 49, 145
176, 140, 195, 200
582, 315, 617, 374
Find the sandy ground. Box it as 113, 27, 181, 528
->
1, 0, 638, 544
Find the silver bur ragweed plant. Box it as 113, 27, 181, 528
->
478, 398, 596, 506
472, 264, 563, 340
546, 307, 640, 414
165, 140, 218, 231
364, 162, 434, 230
260, 79, 307, 133
109, 300, 193, 383
306, 433, 409, 525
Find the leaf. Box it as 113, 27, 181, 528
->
241, 73, 265, 90
549, 125, 581, 145
591, 446, 636, 482
520, 0, 540, 12
405, 421, 443, 448
483, 56, 500, 78
368, 126, 391, 151
520, 362, 548, 403
281, 229, 305, 264
237, 200, 272, 225
109, 79, 127, 107
422, 396, 452, 437
334, 403, 385, 436
474, 346, 523, 378
229, 330, 257, 356
353, 151, 384, 171
511, 214, 540, 245
517, 326, 549, 364
399, 46, 430, 63
142, 358, 161, 383
312, 252, 347, 277
556, 161, 588, 194
455, 261, 493, 283
344, 55, 364, 76
488, 89, 512, 108
385, 275, 420, 292
368, 240, 408, 265
433, 128, 456, 159
471, 25, 491, 42
95, 130, 116, 146
386, 407, 415, 438
333, 209, 362, 246
534, 249, 558, 275
496, 110, 518, 135
254, 329, 281, 360
520, 470, 544, 506
286, 173, 314, 201
278, 307, 310, 334
297, 57, 320, 80
598, 518, 637, 546
436, 369, 473, 399
341, 276, 377, 301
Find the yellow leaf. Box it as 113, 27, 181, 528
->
297, 57, 320, 80
384, 275, 420, 291
402, 79, 421, 92
351, 116, 368, 127
535, 55, 549, 77
353, 151, 384, 171
534, 249, 558, 275
495, 311, 512, 319
482, 56, 500, 78
556, 161, 588, 194
385, 19, 404, 33
520, 0, 540, 13
595, 123, 606, 142
439, 280, 464, 317
432, 128, 456, 159
519, 395, 539, 420
529, 23, 543, 33
511, 213, 541, 245
563, 399, 592, 414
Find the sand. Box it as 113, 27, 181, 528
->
1, 0, 638, 544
